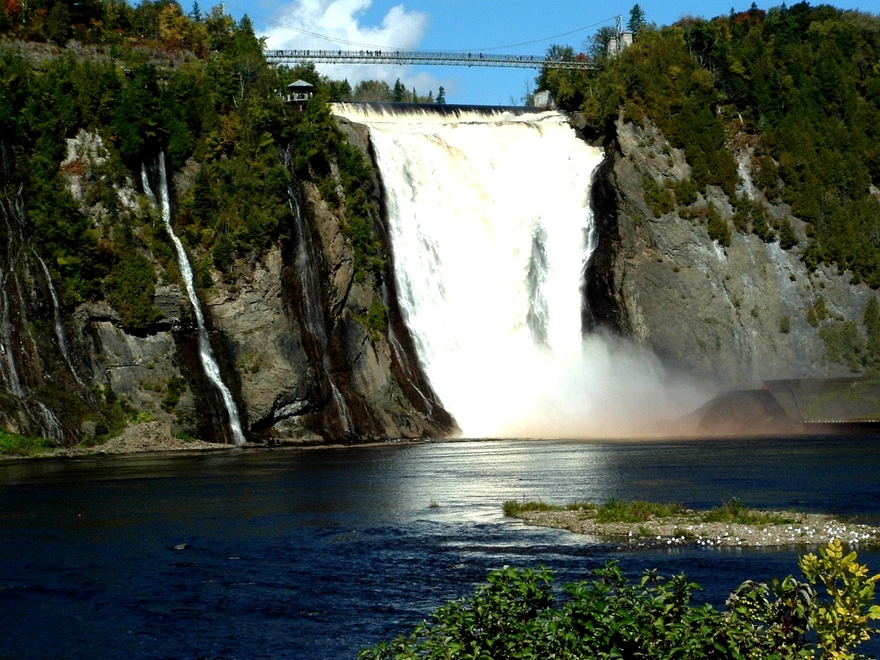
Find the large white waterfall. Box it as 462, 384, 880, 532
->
334, 105, 594, 436
334, 104, 697, 439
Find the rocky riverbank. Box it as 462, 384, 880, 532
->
510, 507, 880, 549
6, 421, 228, 459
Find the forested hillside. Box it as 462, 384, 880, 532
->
0, 1, 384, 330
540, 3, 880, 376
544, 2, 880, 287
0, 0, 454, 446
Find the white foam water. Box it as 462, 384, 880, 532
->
334, 104, 703, 438
142, 155, 246, 446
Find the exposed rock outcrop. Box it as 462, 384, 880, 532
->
0, 125, 454, 446
5, 106, 872, 447
587, 117, 874, 389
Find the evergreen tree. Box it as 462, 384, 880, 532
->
392, 78, 406, 102
627, 4, 646, 37
436, 86, 446, 104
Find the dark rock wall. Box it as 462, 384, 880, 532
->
4, 108, 871, 445
0, 131, 454, 445
586, 117, 873, 389
0, 193, 100, 441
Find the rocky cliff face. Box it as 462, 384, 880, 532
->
586, 116, 874, 389
0, 191, 101, 441
4, 107, 872, 446
0, 129, 454, 445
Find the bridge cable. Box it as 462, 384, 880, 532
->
455, 16, 618, 52
221, 1, 616, 54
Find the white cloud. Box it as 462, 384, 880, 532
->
262, 0, 433, 88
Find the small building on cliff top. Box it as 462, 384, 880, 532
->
285, 80, 315, 106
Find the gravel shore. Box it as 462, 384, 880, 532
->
35, 421, 231, 458
512, 509, 880, 549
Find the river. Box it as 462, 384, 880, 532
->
1, 435, 879, 659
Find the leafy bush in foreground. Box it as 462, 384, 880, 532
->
0, 429, 56, 455
360, 540, 879, 660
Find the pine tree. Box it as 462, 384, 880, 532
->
436, 86, 446, 104
627, 4, 646, 37
392, 79, 406, 103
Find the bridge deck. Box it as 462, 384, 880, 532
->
265, 50, 595, 71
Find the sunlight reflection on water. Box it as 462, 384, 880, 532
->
0, 436, 878, 659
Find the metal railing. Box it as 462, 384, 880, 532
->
264, 49, 595, 71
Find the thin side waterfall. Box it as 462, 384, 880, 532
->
35, 252, 83, 386
333, 104, 611, 437
33, 401, 63, 442
0, 284, 22, 397
142, 155, 246, 446
286, 181, 353, 433
0, 201, 24, 396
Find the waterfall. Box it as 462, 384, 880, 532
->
0, 197, 28, 398
33, 401, 63, 442
35, 252, 83, 386
285, 179, 353, 433
0, 284, 22, 397
142, 155, 246, 446
333, 104, 612, 438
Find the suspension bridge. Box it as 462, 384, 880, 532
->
264, 49, 596, 71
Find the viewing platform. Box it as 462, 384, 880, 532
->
265, 49, 596, 71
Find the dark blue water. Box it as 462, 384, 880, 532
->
1, 436, 879, 659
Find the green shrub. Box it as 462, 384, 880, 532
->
0, 430, 56, 456
820, 321, 866, 372
365, 295, 387, 338
502, 499, 556, 516
700, 497, 796, 525
779, 219, 799, 250
706, 203, 731, 247
104, 250, 163, 332
361, 542, 880, 660
672, 177, 698, 206
594, 497, 686, 523
503, 499, 595, 516
642, 176, 675, 218
800, 539, 880, 659
751, 206, 776, 243
161, 376, 187, 411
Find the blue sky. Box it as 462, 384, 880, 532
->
205, 0, 880, 105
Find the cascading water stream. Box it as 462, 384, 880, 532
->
142, 155, 246, 446
285, 180, 353, 433
35, 252, 83, 386
33, 401, 63, 442
0, 200, 25, 397
333, 104, 615, 437
0, 284, 22, 397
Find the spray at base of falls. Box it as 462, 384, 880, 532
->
142, 154, 246, 446
334, 104, 704, 438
